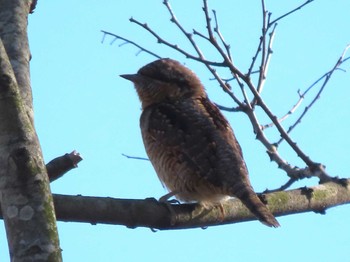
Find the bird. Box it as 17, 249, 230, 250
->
120, 58, 280, 227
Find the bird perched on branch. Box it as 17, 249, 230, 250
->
121, 58, 279, 227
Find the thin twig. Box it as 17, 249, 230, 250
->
212, 10, 232, 61
197, 0, 324, 179
244, 103, 315, 181
215, 103, 241, 112
248, 38, 263, 77
257, 0, 268, 95
163, 0, 244, 107
263, 178, 298, 193
200, 0, 250, 106
162, 0, 206, 61
225, 55, 327, 178
101, 30, 161, 59
268, 0, 314, 27
262, 56, 350, 132
248, 78, 319, 168
261, 68, 332, 131
261, 92, 304, 130
129, 18, 223, 67
277, 45, 350, 144
249, 0, 312, 76
202, 0, 214, 42
261, 23, 277, 92
122, 154, 149, 161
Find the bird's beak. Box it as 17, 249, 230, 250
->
120, 74, 139, 82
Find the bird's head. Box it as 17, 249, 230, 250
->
121, 58, 206, 109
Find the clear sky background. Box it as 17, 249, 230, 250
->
1, 1, 350, 261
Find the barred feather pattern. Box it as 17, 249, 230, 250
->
122, 58, 280, 227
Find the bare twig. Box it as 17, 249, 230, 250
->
129, 18, 222, 67
262, 46, 350, 135
199, 0, 251, 106
246, 77, 325, 173
205, 1, 335, 181
244, 105, 314, 181
101, 30, 161, 59
212, 10, 232, 61
251, 1, 277, 106
263, 178, 298, 193
276, 45, 350, 144
162, 0, 245, 107
259, 23, 276, 93
202, 0, 215, 42
257, 0, 268, 95
214, 103, 241, 112
162, 0, 206, 61
261, 92, 304, 130
122, 153, 149, 161
268, 0, 314, 27
252, 0, 314, 89
128, 10, 243, 107
248, 39, 263, 76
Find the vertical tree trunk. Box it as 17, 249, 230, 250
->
0, 0, 62, 261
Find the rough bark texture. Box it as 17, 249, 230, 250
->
0, 0, 34, 124
0, 0, 62, 261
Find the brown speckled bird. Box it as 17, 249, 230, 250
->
121, 58, 279, 227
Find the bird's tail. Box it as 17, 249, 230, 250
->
235, 189, 280, 227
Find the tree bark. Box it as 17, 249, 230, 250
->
0, 1, 62, 261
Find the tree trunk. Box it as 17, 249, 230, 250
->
0, 0, 62, 260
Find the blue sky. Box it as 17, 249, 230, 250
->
1, 1, 350, 261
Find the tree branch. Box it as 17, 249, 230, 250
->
100, 30, 161, 59
276, 45, 350, 144
261, 45, 350, 142
268, 0, 314, 27
46, 151, 83, 182
4, 179, 345, 229
129, 17, 222, 67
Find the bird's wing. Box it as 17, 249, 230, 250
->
141, 97, 248, 188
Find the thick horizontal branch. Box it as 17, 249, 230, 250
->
1, 180, 346, 229
22, 179, 350, 229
